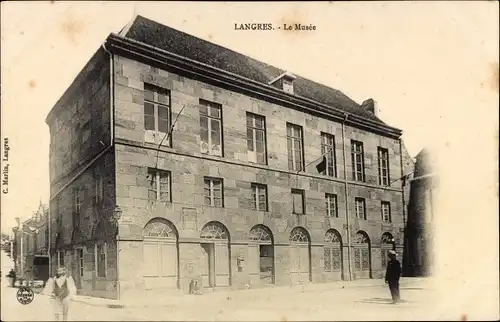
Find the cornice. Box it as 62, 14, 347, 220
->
106, 34, 403, 139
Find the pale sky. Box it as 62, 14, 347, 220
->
1, 1, 498, 232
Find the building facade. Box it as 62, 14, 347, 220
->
46, 16, 407, 300
12, 202, 49, 279
404, 148, 437, 277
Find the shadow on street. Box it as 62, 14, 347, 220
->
356, 297, 410, 305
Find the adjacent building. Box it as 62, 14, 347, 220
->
46, 15, 408, 300
12, 202, 49, 279
404, 148, 437, 277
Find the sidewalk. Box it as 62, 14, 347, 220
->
72, 277, 433, 309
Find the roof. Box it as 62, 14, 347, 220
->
122, 15, 386, 124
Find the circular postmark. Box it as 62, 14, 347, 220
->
16, 286, 34, 305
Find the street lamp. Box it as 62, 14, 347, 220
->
109, 205, 122, 234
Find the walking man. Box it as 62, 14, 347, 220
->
43, 267, 77, 321
385, 250, 401, 304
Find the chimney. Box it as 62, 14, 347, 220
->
361, 98, 377, 116
269, 72, 297, 94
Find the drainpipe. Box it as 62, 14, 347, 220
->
341, 113, 352, 281
102, 40, 119, 300
398, 138, 407, 275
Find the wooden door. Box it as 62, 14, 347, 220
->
290, 246, 300, 285
143, 241, 178, 289
200, 243, 212, 287
215, 243, 229, 287
248, 244, 260, 285
159, 242, 178, 288
298, 245, 310, 283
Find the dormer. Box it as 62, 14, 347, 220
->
269, 71, 297, 94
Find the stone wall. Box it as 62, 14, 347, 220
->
46, 48, 117, 299
112, 54, 405, 295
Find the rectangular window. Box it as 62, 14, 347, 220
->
351, 141, 365, 182
78, 249, 84, 277
204, 177, 223, 207
95, 176, 103, 202
382, 201, 391, 223
325, 194, 338, 218
81, 121, 91, 147
291, 189, 305, 215
287, 123, 304, 172
147, 169, 171, 202
73, 187, 82, 228
144, 83, 171, 137
199, 99, 223, 156
246, 113, 267, 164
321, 133, 336, 177
378, 147, 390, 186
251, 183, 268, 211
355, 198, 366, 220
96, 243, 107, 278
73, 187, 82, 215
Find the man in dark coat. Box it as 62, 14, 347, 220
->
385, 250, 401, 304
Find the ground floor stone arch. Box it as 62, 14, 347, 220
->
353, 231, 371, 279
142, 218, 179, 290
324, 229, 343, 280
289, 227, 311, 284
381, 232, 394, 269
248, 225, 274, 285
199, 221, 231, 288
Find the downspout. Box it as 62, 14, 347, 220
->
341, 113, 352, 281
102, 40, 119, 300
398, 138, 407, 276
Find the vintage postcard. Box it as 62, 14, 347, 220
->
1, 1, 498, 321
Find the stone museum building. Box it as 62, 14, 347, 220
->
46, 15, 407, 299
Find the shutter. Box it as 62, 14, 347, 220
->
160, 242, 177, 277
248, 244, 260, 276
361, 248, 370, 271
299, 245, 310, 282
324, 247, 332, 272
143, 242, 159, 277
215, 243, 229, 287
354, 248, 361, 271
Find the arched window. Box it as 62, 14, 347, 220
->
289, 227, 310, 243
200, 222, 228, 240
381, 232, 394, 244
381, 232, 394, 268
353, 231, 370, 272
249, 225, 273, 242
324, 229, 342, 272
143, 218, 177, 239
354, 231, 370, 244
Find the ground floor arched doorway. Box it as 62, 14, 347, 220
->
248, 225, 274, 285
289, 227, 311, 284
200, 221, 230, 288
353, 231, 371, 279
381, 232, 394, 269
142, 218, 179, 290
324, 229, 343, 280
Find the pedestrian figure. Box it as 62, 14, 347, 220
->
385, 250, 401, 304
43, 267, 76, 321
